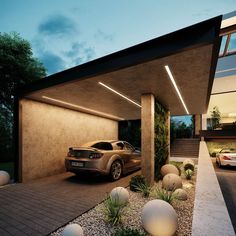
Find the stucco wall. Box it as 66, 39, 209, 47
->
19, 99, 118, 182
194, 114, 201, 135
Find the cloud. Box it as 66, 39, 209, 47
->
38, 14, 77, 36
39, 51, 65, 75
94, 30, 114, 42
63, 42, 96, 66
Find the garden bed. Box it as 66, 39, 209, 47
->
51, 164, 197, 236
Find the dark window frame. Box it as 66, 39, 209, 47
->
219, 30, 236, 57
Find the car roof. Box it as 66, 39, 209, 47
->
82, 140, 119, 147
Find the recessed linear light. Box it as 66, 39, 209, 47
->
98, 82, 141, 108
164, 65, 189, 115
42, 96, 125, 121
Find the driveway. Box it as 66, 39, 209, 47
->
0, 171, 139, 236
212, 158, 236, 233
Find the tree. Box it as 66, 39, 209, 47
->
0, 32, 46, 112
0, 32, 46, 162
210, 106, 221, 130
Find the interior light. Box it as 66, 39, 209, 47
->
98, 82, 141, 108
221, 16, 236, 29
42, 96, 125, 120
228, 113, 236, 117
164, 65, 189, 114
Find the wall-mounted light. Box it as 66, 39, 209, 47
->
42, 96, 125, 120
164, 65, 189, 114
98, 82, 141, 108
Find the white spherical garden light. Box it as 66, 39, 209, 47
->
162, 173, 182, 191
62, 224, 84, 236
110, 187, 129, 205
160, 164, 179, 177
141, 199, 178, 236
0, 171, 10, 186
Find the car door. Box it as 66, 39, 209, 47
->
123, 142, 141, 170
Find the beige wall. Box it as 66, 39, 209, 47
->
19, 99, 118, 182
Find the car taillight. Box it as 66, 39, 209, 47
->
89, 153, 103, 159
223, 156, 231, 160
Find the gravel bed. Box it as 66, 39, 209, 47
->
51, 171, 196, 236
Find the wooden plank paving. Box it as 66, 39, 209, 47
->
0, 171, 138, 236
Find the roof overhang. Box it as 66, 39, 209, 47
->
17, 16, 222, 121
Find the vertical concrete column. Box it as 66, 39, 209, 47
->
166, 111, 170, 163
201, 114, 207, 130
141, 94, 155, 186
194, 114, 201, 136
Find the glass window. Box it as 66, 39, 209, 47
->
124, 142, 134, 151
227, 33, 236, 53
219, 35, 227, 56
113, 142, 124, 150
91, 142, 113, 150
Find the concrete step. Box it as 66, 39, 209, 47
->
170, 138, 200, 158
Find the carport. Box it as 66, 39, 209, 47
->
15, 16, 222, 183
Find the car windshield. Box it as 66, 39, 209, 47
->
220, 148, 236, 153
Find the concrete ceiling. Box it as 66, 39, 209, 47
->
26, 44, 213, 120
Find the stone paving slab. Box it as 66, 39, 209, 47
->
0, 171, 138, 236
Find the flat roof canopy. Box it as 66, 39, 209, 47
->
18, 16, 222, 120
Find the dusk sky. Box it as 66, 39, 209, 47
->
1, 0, 236, 76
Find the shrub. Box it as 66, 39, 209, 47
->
112, 227, 147, 236
184, 163, 194, 172
134, 181, 152, 198
153, 187, 176, 204
185, 169, 193, 180
103, 196, 127, 225
210, 152, 216, 157
154, 101, 169, 180
129, 175, 146, 192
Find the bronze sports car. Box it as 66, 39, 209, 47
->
65, 140, 141, 180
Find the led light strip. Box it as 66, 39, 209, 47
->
42, 96, 125, 120
164, 65, 189, 114
98, 82, 141, 108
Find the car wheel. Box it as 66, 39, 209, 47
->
110, 160, 122, 181
216, 159, 221, 167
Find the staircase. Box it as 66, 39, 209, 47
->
170, 138, 200, 158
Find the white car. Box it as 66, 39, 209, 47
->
216, 148, 236, 167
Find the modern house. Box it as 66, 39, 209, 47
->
15, 15, 223, 183
199, 11, 236, 140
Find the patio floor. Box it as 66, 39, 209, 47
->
0, 171, 139, 236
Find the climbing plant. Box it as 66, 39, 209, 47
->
154, 100, 169, 180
